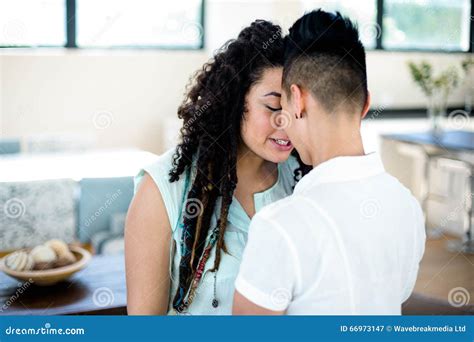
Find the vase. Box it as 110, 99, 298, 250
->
426, 89, 448, 135
464, 68, 474, 115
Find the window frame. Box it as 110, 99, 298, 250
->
375, 0, 473, 53
0, 0, 471, 51
1, 0, 206, 50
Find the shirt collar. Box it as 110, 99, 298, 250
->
294, 153, 386, 195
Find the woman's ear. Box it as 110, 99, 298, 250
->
361, 91, 371, 120
290, 84, 305, 119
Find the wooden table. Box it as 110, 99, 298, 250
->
403, 236, 474, 315
0, 254, 127, 315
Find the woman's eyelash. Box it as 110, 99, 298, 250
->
265, 105, 282, 111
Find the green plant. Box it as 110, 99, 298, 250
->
461, 57, 474, 74
407, 60, 459, 98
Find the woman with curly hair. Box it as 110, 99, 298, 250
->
125, 20, 310, 315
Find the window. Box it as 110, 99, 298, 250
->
301, 0, 473, 52
0, 0, 204, 49
383, 0, 471, 51
0, 0, 66, 47
0, 0, 471, 51
76, 0, 203, 48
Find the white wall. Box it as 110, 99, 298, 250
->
0, 0, 472, 154
366, 51, 469, 109
0, 51, 207, 153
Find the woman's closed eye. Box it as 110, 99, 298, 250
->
265, 105, 282, 112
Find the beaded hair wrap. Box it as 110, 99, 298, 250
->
183, 226, 220, 310
174, 223, 220, 312
173, 174, 222, 313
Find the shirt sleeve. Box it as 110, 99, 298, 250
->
234, 213, 301, 312
401, 197, 427, 303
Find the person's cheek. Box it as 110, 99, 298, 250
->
283, 120, 295, 144
240, 117, 255, 150
244, 109, 270, 150
279, 108, 293, 137
261, 110, 275, 141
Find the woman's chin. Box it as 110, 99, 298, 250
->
262, 143, 294, 163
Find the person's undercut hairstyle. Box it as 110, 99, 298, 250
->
283, 9, 368, 114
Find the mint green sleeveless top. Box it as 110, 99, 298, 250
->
134, 148, 299, 315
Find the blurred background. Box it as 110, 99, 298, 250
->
0, 0, 473, 315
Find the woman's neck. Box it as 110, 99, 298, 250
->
236, 145, 277, 189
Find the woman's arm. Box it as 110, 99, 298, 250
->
125, 173, 172, 315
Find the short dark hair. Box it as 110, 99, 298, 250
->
283, 9, 368, 114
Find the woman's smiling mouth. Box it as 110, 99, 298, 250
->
269, 138, 293, 151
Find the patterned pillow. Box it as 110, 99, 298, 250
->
0, 179, 77, 251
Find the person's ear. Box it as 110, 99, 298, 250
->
290, 84, 305, 119
360, 91, 371, 120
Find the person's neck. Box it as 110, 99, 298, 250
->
309, 123, 365, 168
236, 145, 276, 181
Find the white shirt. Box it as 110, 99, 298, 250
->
235, 153, 426, 315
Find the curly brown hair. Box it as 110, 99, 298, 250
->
168, 20, 310, 312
